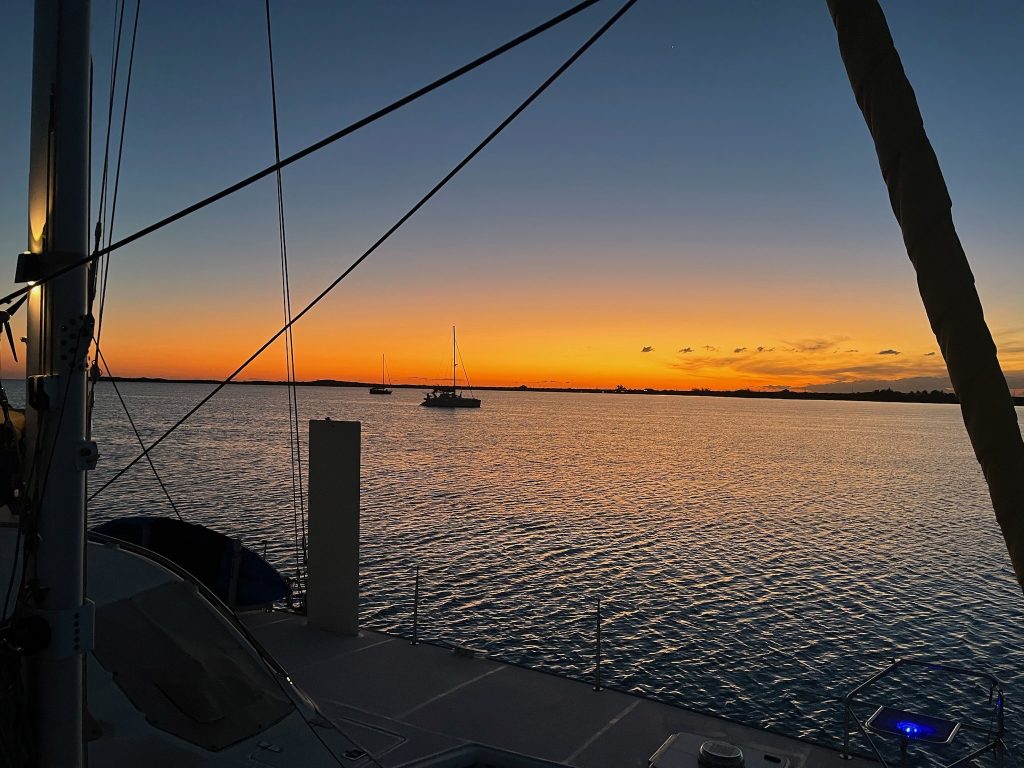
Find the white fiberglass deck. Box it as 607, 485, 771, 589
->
243, 611, 875, 768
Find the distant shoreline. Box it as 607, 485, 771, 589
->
88, 376, 1024, 406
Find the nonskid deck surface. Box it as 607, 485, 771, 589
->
243, 612, 874, 768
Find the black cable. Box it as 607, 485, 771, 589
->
1, 530, 22, 622
94, 342, 183, 520
0, 0, 602, 309
0, 356, 15, 621
88, 0, 638, 501
264, 0, 307, 596
95, 0, 141, 346
91, 0, 126, 271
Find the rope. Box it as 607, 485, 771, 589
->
93, 342, 183, 520
0, 0, 602, 308
264, 0, 307, 596
88, 0, 638, 501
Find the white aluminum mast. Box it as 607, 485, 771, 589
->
22, 0, 95, 765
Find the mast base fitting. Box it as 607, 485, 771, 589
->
28, 599, 95, 659
22, 602, 95, 663
75, 440, 98, 470
27, 374, 59, 412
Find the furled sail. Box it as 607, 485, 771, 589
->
827, 0, 1024, 589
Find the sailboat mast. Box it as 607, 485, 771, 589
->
382, 353, 385, 387
452, 324, 456, 389
21, 0, 94, 765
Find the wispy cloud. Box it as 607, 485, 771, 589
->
641, 346, 654, 353
924, 351, 936, 356
703, 345, 717, 352
678, 347, 693, 353
733, 347, 747, 353
665, 338, 950, 387
756, 346, 775, 353
878, 349, 901, 356
784, 336, 850, 353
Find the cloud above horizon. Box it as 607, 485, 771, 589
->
783, 336, 850, 353
641, 345, 654, 353
878, 349, 901, 355
678, 347, 693, 353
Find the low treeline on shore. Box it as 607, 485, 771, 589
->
98, 376, 1024, 406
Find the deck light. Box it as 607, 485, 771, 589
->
866, 706, 958, 744
895, 721, 923, 737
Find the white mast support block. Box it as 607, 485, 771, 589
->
307, 419, 361, 635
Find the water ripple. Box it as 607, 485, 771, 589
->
65, 382, 1024, 759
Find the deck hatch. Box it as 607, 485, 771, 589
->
93, 580, 293, 750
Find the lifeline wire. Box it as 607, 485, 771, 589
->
88, 0, 638, 501
0, 0, 602, 308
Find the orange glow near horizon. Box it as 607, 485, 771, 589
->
6, 277, 1021, 394
5, 242, 1022, 393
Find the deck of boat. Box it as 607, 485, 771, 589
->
243, 611, 875, 768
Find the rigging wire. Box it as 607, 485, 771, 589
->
90, 0, 126, 300
0, 0, 602, 309
264, 0, 307, 597
93, 342, 183, 521
88, 0, 638, 501
456, 340, 475, 395
95, 0, 142, 347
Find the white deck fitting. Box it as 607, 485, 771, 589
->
243, 612, 876, 768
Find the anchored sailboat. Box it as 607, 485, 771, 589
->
422, 326, 481, 408
369, 353, 391, 395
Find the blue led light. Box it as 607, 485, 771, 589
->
896, 721, 923, 737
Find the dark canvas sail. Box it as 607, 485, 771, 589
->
828, 0, 1024, 589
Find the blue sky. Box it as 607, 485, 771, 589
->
0, 1, 1021, 389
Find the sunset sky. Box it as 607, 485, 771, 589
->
1, 1, 1021, 391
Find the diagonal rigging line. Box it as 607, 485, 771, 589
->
0, 0, 602, 309
265, 0, 308, 593
94, 342, 183, 520
88, 0, 638, 501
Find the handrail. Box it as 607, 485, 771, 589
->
841, 657, 1005, 767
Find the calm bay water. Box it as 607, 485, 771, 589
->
18, 381, 1023, 756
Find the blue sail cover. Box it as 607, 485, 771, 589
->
93, 516, 290, 608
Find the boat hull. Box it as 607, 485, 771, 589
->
421, 396, 481, 408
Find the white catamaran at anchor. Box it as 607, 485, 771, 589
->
422, 325, 481, 408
